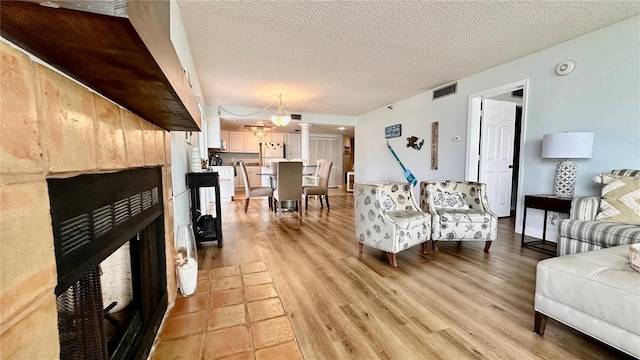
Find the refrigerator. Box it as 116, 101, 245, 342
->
261, 141, 286, 166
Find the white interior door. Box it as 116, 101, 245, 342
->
479, 99, 516, 217
309, 136, 341, 187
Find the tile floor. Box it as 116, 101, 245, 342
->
150, 262, 304, 360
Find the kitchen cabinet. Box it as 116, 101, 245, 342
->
227, 131, 259, 153
228, 132, 245, 152
220, 130, 229, 152
206, 116, 222, 149
244, 132, 260, 153
234, 165, 261, 188
287, 133, 301, 159
234, 168, 244, 188
248, 166, 261, 187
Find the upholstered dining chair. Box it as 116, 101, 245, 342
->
239, 161, 273, 213
268, 158, 287, 189
419, 180, 498, 252
302, 161, 332, 211
273, 161, 303, 217
355, 182, 431, 267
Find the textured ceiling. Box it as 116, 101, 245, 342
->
179, 1, 640, 118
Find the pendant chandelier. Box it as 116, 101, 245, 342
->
271, 94, 291, 127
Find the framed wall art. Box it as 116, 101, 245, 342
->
385, 124, 402, 139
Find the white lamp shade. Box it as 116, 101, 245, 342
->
541, 132, 594, 159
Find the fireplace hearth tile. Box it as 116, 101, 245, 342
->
198, 269, 212, 280
250, 316, 295, 349
244, 283, 278, 302
150, 334, 201, 360
247, 298, 285, 322
212, 266, 241, 278
152, 264, 303, 359
212, 275, 242, 291
207, 304, 246, 331
242, 271, 272, 286
217, 352, 253, 360
170, 293, 208, 316
196, 278, 211, 293
159, 311, 207, 341
210, 288, 244, 308
241, 262, 267, 274
204, 325, 250, 359
255, 341, 303, 360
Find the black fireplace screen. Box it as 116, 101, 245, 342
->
57, 267, 109, 360
49, 168, 167, 360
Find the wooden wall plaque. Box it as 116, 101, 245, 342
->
431, 122, 439, 170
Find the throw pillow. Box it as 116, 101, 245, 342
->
594, 174, 640, 225
380, 191, 398, 211
433, 189, 470, 210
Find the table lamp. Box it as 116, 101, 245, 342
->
541, 132, 594, 197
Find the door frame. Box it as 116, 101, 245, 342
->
465, 79, 529, 226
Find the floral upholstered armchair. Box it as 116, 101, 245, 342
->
419, 181, 497, 253
355, 182, 431, 267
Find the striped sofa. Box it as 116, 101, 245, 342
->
557, 169, 640, 256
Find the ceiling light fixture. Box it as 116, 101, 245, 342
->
253, 126, 268, 138
271, 94, 291, 127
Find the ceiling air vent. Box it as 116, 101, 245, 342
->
433, 83, 457, 100
291, 114, 302, 120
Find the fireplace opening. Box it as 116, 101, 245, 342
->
100, 241, 135, 356
49, 168, 167, 360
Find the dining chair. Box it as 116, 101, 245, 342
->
289, 158, 308, 174
303, 158, 327, 186
239, 161, 273, 213
303, 161, 332, 211
273, 161, 303, 217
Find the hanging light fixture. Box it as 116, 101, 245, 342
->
253, 126, 268, 138
271, 94, 291, 127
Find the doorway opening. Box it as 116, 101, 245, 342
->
465, 80, 529, 230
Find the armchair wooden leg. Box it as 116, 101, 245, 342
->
358, 242, 364, 253
433, 240, 439, 253
484, 240, 492, 252
325, 195, 330, 211
268, 196, 272, 210
420, 242, 428, 254
305, 195, 308, 210
387, 253, 398, 267
299, 201, 302, 217
319, 195, 324, 208
534, 311, 548, 336
244, 198, 250, 213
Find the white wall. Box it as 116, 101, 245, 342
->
355, 16, 640, 239
169, 0, 206, 230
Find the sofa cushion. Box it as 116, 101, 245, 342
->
558, 219, 640, 248
535, 245, 640, 355
593, 174, 640, 225
438, 209, 492, 224
386, 210, 430, 230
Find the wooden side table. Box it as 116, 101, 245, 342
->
521, 194, 572, 255
346, 171, 355, 192
187, 172, 222, 247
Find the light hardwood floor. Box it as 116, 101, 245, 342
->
198, 189, 632, 360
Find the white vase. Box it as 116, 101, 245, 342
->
190, 147, 201, 172
175, 224, 198, 296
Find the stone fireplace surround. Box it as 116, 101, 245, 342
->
0, 41, 178, 358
